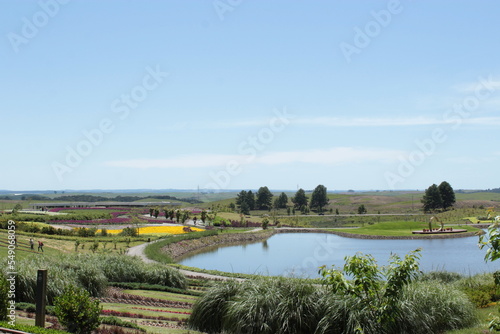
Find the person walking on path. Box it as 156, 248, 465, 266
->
29, 238, 34, 250
38, 240, 44, 252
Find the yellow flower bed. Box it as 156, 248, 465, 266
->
99, 225, 204, 235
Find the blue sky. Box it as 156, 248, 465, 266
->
1, 0, 499, 191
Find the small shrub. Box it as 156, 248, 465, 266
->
455, 273, 499, 307
100, 316, 145, 331
119, 227, 138, 237
54, 285, 102, 334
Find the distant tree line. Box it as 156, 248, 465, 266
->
1, 194, 202, 204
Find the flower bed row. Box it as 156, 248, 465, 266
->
101, 309, 186, 322
49, 207, 131, 212
101, 226, 205, 235
131, 306, 191, 315
48, 218, 131, 224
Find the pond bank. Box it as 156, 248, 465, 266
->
275, 228, 479, 240
162, 230, 274, 261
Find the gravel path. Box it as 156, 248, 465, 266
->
126, 240, 157, 263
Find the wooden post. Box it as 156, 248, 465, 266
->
35, 269, 48, 327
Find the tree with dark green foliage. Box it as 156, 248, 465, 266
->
291, 188, 308, 209
358, 204, 367, 214
239, 201, 250, 215
235, 190, 248, 208
236, 190, 252, 214
438, 181, 456, 210
54, 285, 102, 334
201, 210, 207, 224
246, 190, 256, 210
256, 186, 273, 210
275, 192, 288, 209
310, 184, 329, 213
422, 184, 443, 212
180, 210, 190, 224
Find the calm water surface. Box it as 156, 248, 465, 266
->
178, 232, 496, 277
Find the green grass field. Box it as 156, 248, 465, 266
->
334, 220, 482, 237
0, 230, 62, 260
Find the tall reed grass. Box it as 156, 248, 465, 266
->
8, 253, 186, 304
189, 277, 477, 334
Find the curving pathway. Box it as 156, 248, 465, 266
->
127, 240, 242, 281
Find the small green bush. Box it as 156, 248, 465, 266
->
455, 273, 499, 307
100, 316, 145, 331
54, 285, 102, 334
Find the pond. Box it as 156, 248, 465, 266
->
178, 232, 498, 278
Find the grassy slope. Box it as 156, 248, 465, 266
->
0, 230, 62, 260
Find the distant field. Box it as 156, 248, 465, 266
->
456, 192, 500, 201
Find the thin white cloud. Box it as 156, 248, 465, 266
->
104, 147, 403, 169
453, 77, 500, 94
463, 117, 500, 125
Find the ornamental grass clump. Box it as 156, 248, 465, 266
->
188, 280, 242, 333
230, 277, 325, 334
14, 256, 77, 304
9, 253, 187, 304
393, 281, 476, 334
95, 254, 187, 289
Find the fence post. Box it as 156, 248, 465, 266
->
35, 269, 48, 327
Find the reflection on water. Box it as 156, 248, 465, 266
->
178, 233, 497, 278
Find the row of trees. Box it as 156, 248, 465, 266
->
235, 185, 330, 215
235, 182, 457, 215
422, 181, 456, 212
